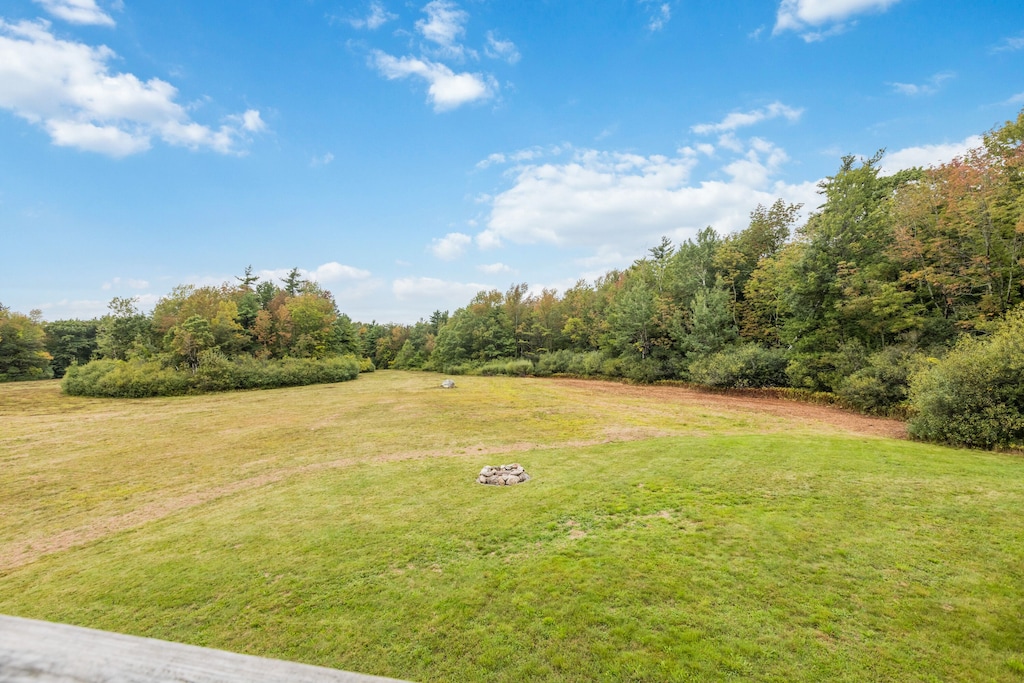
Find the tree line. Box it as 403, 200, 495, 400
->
0, 268, 368, 396
366, 110, 1024, 448
1, 110, 1022, 447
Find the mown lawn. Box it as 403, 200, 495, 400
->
1, 373, 1022, 681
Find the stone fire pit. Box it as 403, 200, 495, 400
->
477, 463, 530, 486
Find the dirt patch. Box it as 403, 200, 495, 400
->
552, 378, 907, 440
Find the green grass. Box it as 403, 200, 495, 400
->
2, 372, 1023, 681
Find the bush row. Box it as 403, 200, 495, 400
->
62, 353, 362, 398
908, 307, 1024, 450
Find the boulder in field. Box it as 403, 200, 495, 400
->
477, 463, 530, 486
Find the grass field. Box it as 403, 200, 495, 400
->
1, 372, 1023, 681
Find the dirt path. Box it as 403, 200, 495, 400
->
552, 378, 908, 440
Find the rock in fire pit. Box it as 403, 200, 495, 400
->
477, 463, 530, 486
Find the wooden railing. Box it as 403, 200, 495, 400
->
0, 614, 410, 682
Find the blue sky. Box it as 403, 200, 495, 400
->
1, 0, 1022, 322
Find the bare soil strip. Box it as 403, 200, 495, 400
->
553, 378, 908, 440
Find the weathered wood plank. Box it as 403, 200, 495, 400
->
0, 615, 410, 683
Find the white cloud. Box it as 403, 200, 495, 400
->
692, 101, 804, 135
477, 152, 507, 169
416, 0, 470, 60
255, 263, 371, 286
47, 119, 150, 155
716, 133, 745, 152
33, 0, 114, 27
35, 298, 108, 320
647, 3, 672, 32
239, 109, 266, 133
477, 141, 819, 258
889, 71, 954, 96
485, 31, 520, 64
310, 262, 372, 282
1006, 93, 1024, 105
431, 232, 473, 260
0, 19, 265, 156
101, 276, 150, 291
723, 137, 789, 187
878, 135, 982, 175
774, 0, 901, 40
475, 144, 567, 169
798, 23, 850, 42
392, 276, 491, 303
329, 278, 386, 309
992, 32, 1024, 53
477, 262, 514, 274
345, 1, 397, 30
311, 152, 334, 167
371, 50, 495, 111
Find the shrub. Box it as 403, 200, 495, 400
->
600, 357, 624, 378
622, 357, 664, 383
536, 350, 572, 376
534, 350, 607, 377
908, 306, 1024, 449
442, 363, 473, 376
478, 359, 507, 376
786, 341, 867, 392
836, 346, 925, 415
62, 355, 360, 398
504, 359, 534, 376
580, 351, 604, 377
688, 344, 789, 388
477, 358, 536, 376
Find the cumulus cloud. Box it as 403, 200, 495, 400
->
371, 50, 495, 111
344, 1, 397, 30
431, 232, 473, 260
0, 19, 265, 156
416, 0, 470, 59
774, 0, 901, 40
889, 71, 954, 96
33, 0, 114, 27
392, 276, 491, 303
101, 276, 150, 291
310, 262, 372, 282
691, 101, 803, 135
256, 262, 371, 286
485, 31, 520, 64
357, 0, 513, 111
477, 262, 514, 274
477, 140, 819, 259
878, 135, 982, 175
238, 109, 266, 133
